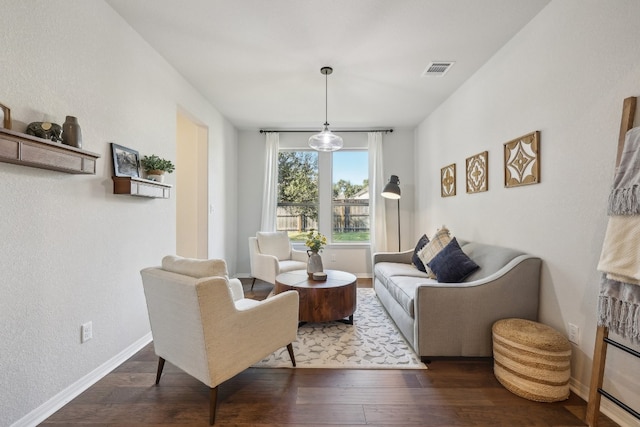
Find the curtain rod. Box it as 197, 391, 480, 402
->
259, 128, 393, 134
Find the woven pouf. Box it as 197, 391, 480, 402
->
492, 318, 571, 402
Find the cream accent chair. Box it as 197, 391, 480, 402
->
140, 255, 299, 425
248, 231, 307, 288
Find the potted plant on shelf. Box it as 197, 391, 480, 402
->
140, 155, 175, 183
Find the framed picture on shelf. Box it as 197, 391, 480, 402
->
504, 131, 540, 188
441, 163, 456, 197
466, 151, 488, 194
111, 143, 140, 178
0, 102, 11, 129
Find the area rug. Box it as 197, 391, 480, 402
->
253, 288, 426, 369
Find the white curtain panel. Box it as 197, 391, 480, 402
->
260, 132, 279, 231
368, 132, 387, 254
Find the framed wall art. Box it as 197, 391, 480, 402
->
111, 143, 141, 178
504, 131, 540, 188
466, 151, 488, 194
441, 163, 456, 197
0, 102, 11, 129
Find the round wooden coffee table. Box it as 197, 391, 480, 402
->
274, 269, 357, 324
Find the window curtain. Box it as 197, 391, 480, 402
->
368, 132, 387, 254
260, 132, 279, 231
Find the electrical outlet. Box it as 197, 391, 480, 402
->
331, 254, 337, 262
568, 323, 579, 344
81, 321, 93, 343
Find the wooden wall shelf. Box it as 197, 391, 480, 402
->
112, 176, 172, 199
0, 127, 99, 174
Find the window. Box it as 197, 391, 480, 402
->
332, 151, 369, 242
276, 148, 369, 243
277, 151, 318, 242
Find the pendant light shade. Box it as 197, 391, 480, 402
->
309, 67, 343, 152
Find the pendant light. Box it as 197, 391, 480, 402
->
309, 66, 343, 151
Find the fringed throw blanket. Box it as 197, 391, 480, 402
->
597, 126, 640, 343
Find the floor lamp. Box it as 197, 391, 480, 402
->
381, 175, 401, 252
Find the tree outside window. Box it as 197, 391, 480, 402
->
332, 150, 369, 242
277, 151, 318, 241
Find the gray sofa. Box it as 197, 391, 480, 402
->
373, 240, 541, 360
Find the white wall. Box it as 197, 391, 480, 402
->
415, 1, 640, 424
0, 1, 237, 425
236, 129, 415, 277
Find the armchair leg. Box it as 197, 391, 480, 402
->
250, 277, 256, 291
155, 357, 165, 385
286, 343, 296, 367
209, 386, 218, 425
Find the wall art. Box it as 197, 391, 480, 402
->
111, 143, 140, 178
504, 131, 540, 188
0, 102, 11, 129
466, 151, 488, 194
441, 163, 456, 197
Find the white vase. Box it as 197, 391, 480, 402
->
307, 250, 323, 278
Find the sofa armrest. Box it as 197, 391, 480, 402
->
414, 256, 541, 357
373, 250, 413, 265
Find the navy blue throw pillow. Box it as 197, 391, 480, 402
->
427, 238, 479, 283
412, 234, 430, 272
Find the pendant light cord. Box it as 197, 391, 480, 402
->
324, 71, 329, 127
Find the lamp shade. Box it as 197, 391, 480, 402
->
381, 175, 401, 199
308, 125, 344, 152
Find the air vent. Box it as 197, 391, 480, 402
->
421, 61, 455, 77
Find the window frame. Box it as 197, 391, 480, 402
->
276, 147, 369, 246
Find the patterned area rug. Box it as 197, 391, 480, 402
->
253, 288, 426, 369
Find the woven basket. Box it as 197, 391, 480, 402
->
492, 318, 571, 402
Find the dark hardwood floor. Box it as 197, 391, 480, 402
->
41, 279, 618, 426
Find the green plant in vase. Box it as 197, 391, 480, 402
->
141, 155, 175, 182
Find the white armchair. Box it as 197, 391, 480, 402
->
140, 255, 299, 424
248, 231, 307, 288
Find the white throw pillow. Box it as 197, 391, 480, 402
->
256, 231, 291, 261
418, 226, 452, 278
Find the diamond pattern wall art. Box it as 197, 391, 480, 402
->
441, 163, 456, 197
504, 131, 540, 188
466, 151, 488, 194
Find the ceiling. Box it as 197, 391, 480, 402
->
106, 0, 550, 131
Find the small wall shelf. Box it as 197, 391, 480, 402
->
112, 176, 172, 199
0, 128, 99, 174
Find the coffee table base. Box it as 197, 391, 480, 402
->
274, 270, 357, 324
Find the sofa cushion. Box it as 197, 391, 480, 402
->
459, 242, 525, 282
418, 226, 452, 278
381, 275, 438, 318
257, 231, 291, 261
412, 234, 430, 272
161, 255, 228, 278
428, 238, 480, 283
375, 262, 430, 287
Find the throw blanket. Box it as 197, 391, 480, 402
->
597, 126, 640, 342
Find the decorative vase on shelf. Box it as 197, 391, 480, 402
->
62, 116, 82, 148
307, 250, 323, 278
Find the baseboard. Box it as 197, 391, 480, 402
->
570, 378, 639, 427
11, 332, 153, 427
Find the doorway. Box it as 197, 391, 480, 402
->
176, 110, 208, 258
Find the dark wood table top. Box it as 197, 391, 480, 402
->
275, 269, 357, 289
